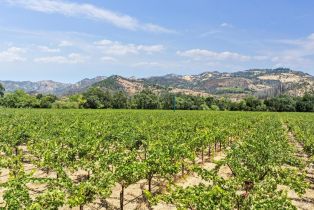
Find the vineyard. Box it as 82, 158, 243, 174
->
0, 109, 313, 210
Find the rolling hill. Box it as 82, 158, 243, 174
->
1, 68, 313, 99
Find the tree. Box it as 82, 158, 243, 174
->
69, 94, 86, 108
102, 90, 113, 108
36, 94, 43, 100
244, 96, 262, 111
216, 98, 231, 111
112, 91, 128, 109
83, 87, 112, 109
205, 96, 215, 107
133, 89, 159, 109
1, 90, 38, 108
296, 93, 314, 112
0, 83, 5, 97
265, 95, 296, 112
175, 95, 195, 110
192, 96, 206, 110
160, 92, 175, 110
39, 94, 57, 108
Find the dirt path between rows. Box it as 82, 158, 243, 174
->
283, 124, 314, 210
0, 144, 231, 210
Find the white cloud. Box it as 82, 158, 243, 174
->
101, 56, 117, 62
267, 33, 314, 69
34, 53, 86, 64
6, 0, 173, 33
95, 39, 164, 56
0, 47, 26, 62
38, 45, 60, 53
277, 33, 314, 51
220, 22, 233, 28
137, 45, 164, 53
199, 30, 221, 38
270, 54, 310, 69
132, 61, 165, 68
58, 40, 73, 47
177, 49, 251, 62
96, 39, 113, 45
142, 23, 175, 34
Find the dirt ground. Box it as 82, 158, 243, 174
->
0, 147, 229, 210
1, 132, 313, 210
280, 124, 314, 210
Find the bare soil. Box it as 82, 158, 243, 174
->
281, 124, 314, 210
0, 144, 232, 210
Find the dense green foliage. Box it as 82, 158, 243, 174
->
0, 110, 312, 209
284, 113, 314, 157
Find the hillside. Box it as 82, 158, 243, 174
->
143, 68, 314, 98
0, 76, 106, 96
1, 68, 313, 98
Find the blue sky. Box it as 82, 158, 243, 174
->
1, 0, 314, 82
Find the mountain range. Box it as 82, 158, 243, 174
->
1, 68, 313, 99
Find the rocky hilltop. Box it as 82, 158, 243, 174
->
1, 68, 313, 98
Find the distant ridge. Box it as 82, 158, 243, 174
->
1, 68, 313, 99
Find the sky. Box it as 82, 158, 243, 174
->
1, 0, 314, 82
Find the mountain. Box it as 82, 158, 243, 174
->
0, 76, 106, 96
1, 68, 313, 98
143, 68, 314, 98
91, 75, 211, 96
62, 76, 107, 95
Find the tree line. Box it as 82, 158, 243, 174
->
0, 83, 313, 112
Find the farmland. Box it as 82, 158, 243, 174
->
0, 109, 313, 209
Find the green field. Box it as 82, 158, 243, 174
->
0, 109, 313, 209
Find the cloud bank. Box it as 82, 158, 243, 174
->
5, 0, 174, 33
